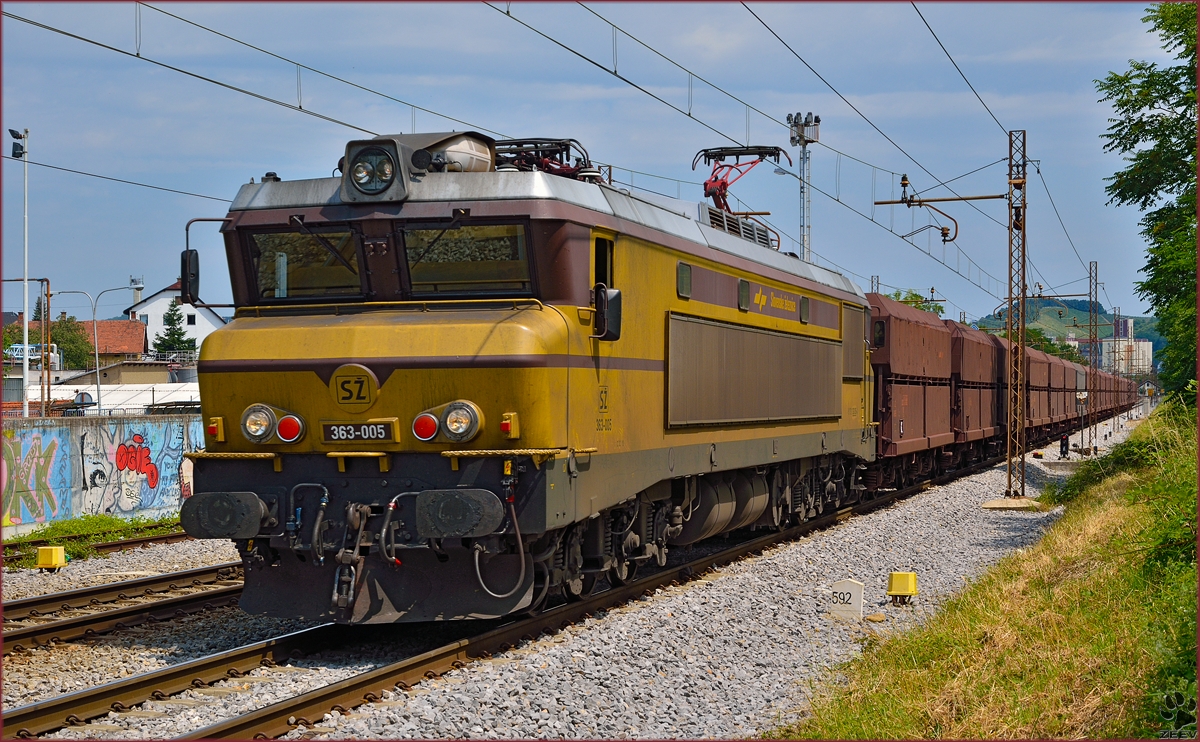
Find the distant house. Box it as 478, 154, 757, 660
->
79, 318, 149, 367
2, 314, 146, 370
124, 281, 226, 352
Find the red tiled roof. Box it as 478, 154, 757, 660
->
80, 320, 147, 355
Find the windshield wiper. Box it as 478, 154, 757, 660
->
289, 215, 357, 275
406, 210, 468, 272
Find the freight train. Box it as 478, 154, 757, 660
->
179, 131, 1136, 623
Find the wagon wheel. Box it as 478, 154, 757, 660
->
608, 558, 638, 586
563, 572, 597, 602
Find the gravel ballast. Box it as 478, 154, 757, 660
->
2, 538, 239, 601
14, 415, 1137, 739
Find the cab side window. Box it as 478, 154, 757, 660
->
873, 320, 886, 348
594, 237, 614, 288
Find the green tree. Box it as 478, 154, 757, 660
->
4, 316, 95, 369
153, 301, 196, 353
1097, 3, 1197, 391
886, 289, 944, 316
52, 316, 95, 369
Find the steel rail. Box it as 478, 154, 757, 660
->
4, 529, 192, 562
93, 531, 193, 554
3, 522, 182, 550
3, 562, 241, 622
3, 585, 242, 654
2, 624, 342, 738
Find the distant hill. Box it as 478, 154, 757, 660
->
976, 302, 1164, 356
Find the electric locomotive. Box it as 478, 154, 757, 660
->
180, 132, 876, 623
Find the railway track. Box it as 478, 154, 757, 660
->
2, 562, 242, 655
4, 456, 1006, 740
3, 527, 191, 563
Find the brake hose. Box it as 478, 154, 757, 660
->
311, 490, 329, 566
473, 500, 527, 600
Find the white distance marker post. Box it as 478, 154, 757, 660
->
830, 578, 864, 620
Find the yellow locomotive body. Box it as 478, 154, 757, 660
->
183, 133, 873, 622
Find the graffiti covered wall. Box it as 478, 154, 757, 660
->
3, 415, 203, 537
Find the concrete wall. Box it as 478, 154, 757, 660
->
2, 414, 203, 537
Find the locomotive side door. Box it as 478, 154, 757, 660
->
567, 231, 619, 516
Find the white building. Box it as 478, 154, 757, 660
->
124, 281, 226, 354
1099, 337, 1153, 375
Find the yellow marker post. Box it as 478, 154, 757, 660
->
886, 571, 918, 605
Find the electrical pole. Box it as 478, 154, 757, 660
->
1004, 130, 1028, 499
1086, 261, 1098, 452
870, 275, 880, 294
787, 112, 819, 262
9, 128, 30, 417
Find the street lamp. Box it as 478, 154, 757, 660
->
9, 127, 28, 416
54, 279, 143, 415
773, 166, 807, 260
778, 111, 820, 263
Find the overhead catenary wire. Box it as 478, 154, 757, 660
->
574, 2, 899, 175
1034, 165, 1090, 273
905, 3, 1084, 308
138, 3, 512, 139
2, 155, 231, 202
10, 4, 1001, 302
910, 2, 1007, 135
484, 2, 739, 146
741, 1, 1014, 248
493, 3, 1003, 297
2, 10, 377, 136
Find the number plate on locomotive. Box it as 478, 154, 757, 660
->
322, 418, 399, 443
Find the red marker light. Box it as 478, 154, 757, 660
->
500, 420, 511, 433
276, 415, 303, 443
206, 424, 218, 436
412, 413, 440, 441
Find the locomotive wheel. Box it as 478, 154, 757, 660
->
608, 559, 638, 586
564, 572, 597, 602
517, 562, 551, 617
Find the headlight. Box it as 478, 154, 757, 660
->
445, 408, 472, 435
241, 404, 276, 442
441, 401, 482, 442
349, 147, 395, 194
352, 161, 373, 184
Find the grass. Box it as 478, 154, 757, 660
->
773, 400, 1197, 739
2, 513, 182, 569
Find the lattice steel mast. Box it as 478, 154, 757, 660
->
1005, 131, 1028, 499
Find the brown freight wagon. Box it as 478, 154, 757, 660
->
1048, 355, 1069, 423
1026, 348, 1051, 427
945, 320, 998, 442
868, 293, 953, 456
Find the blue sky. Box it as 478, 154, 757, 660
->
2, 2, 1172, 323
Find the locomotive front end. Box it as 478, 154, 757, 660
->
182, 132, 578, 622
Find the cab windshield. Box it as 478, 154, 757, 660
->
248, 229, 361, 301
403, 223, 531, 295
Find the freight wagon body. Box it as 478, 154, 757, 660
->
946, 320, 998, 443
